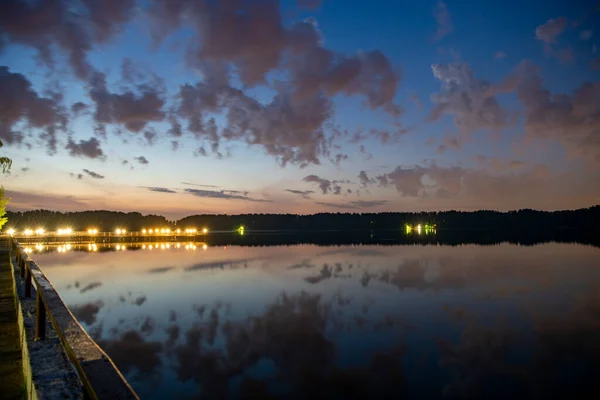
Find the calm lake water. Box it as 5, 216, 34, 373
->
28, 240, 600, 399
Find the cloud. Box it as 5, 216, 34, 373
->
0, 66, 66, 150
134, 156, 149, 165
432, 2, 453, 41
543, 44, 574, 64
143, 129, 156, 145
97, 331, 163, 375
65, 137, 105, 159
184, 188, 270, 202
303, 175, 332, 194
429, 63, 507, 146
286, 189, 315, 199
315, 200, 388, 209
358, 171, 375, 187
0, 0, 136, 80
579, 30, 593, 40
494, 51, 506, 59
297, 0, 322, 9
3, 0, 403, 167
71, 102, 89, 115
361, 162, 599, 209
535, 17, 568, 43
88, 71, 166, 133
147, 187, 176, 194
591, 56, 600, 70
147, 266, 176, 274
80, 282, 102, 293
475, 155, 526, 173
70, 301, 104, 325
505, 61, 600, 165
82, 169, 104, 179
148, 2, 401, 166
181, 182, 219, 188
133, 295, 146, 306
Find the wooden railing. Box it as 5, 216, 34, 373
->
9, 238, 139, 400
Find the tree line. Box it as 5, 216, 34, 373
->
3, 206, 599, 233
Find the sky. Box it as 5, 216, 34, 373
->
1, 0, 600, 219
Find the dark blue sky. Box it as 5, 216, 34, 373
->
1, 0, 599, 218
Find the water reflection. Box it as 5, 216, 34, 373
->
30, 241, 600, 399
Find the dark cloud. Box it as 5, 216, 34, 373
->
0, 66, 66, 150
543, 44, 574, 64
147, 1, 401, 166
143, 128, 156, 145
432, 2, 453, 41
0, 0, 136, 80
331, 153, 348, 166
70, 173, 84, 180
147, 187, 176, 194
358, 171, 375, 187
71, 102, 89, 115
82, 169, 104, 179
65, 137, 105, 159
315, 200, 387, 209
535, 17, 568, 43
429, 63, 507, 147
181, 182, 219, 188
80, 281, 102, 293
505, 61, 600, 164
97, 330, 163, 375
171, 140, 179, 151
305, 264, 332, 284
184, 188, 270, 202
133, 295, 147, 306
297, 0, 322, 9
287, 189, 315, 199
134, 156, 149, 165
303, 175, 332, 194
88, 71, 166, 133
147, 266, 176, 274
70, 301, 104, 325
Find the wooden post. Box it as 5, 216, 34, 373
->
36, 290, 46, 340
19, 256, 25, 278
25, 267, 32, 298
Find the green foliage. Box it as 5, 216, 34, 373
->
0, 187, 8, 230
1, 140, 11, 229
0, 140, 12, 173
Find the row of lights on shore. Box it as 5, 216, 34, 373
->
5, 227, 208, 236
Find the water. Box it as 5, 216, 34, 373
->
29, 239, 600, 399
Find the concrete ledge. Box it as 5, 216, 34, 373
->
8, 251, 83, 400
